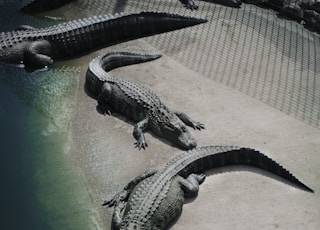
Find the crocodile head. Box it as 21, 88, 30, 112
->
155, 115, 197, 150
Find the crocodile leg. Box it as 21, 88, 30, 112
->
103, 170, 157, 228
97, 83, 112, 115
24, 40, 53, 68
179, 0, 199, 10
102, 169, 157, 207
133, 117, 149, 150
212, 0, 242, 8
173, 111, 205, 130
111, 200, 125, 230
177, 173, 206, 197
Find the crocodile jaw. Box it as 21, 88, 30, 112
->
157, 118, 197, 150
175, 131, 197, 149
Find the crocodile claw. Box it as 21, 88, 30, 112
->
185, 0, 199, 10
97, 104, 112, 116
197, 173, 206, 184
192, 122, 205, 130
134, 140, 148, 150
102, 190, 128, 207
104, 110, 112, 116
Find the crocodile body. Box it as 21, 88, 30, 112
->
181, 0, 319, 32
181, 0, 242, 10
248, 0, 320, 32
0, 12, 206, 68
21, 0, 76, 13
104, 146, 313, 229
85, 52, 205, 150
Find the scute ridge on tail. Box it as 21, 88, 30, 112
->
174, 146, 314, 193
105, 145, 313, 229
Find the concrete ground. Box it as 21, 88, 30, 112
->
71, 43, 319, 229
61, 1, 320, 229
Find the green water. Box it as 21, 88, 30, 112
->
0, 2, 98, 229
0, 81, 50, 229
0, 65, 96, 229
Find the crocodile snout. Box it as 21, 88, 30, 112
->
177, 132, 197, 150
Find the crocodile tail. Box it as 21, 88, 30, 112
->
177, 146, 314, 193
100, 12, 207, 43
134, 11, 208, 35
85, 52, 161, 97
99, 52, 161, 72
85, 55, 106, 97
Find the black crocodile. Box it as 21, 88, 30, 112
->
0, 12, 207, 69
180, 0, 242, 10
21, 0, 76, 13
301, 0, 320, 13
247, 0, 320, 32
103, 146, 313, 229
85, 52, 205, 150
179, 0, 319, 33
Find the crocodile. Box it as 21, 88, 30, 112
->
180, 0, 242, 10
85, 51, 205, 150
0, 12, 207, 69
103, 146, 313, 229
240, 0, 320, 33
21, 0, 76, 13
301, 0, 320, 13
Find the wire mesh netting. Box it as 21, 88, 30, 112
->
74, 0, 320, 128
1, 1, 319, 229
0, 0, 319, 128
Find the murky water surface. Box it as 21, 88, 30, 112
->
0, 2, 95, 229
0, 65, 96, 230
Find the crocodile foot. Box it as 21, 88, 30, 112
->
102, 190, 128, 207
280, 4, 304, 20
191, 121, 205, 130
303, 10, 320, 31
97, 104, 112, 116
181, 0, 199, 10
134, 139, 148, 150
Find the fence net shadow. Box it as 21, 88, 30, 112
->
2, 0, 320, 128
75, 0, 320, 128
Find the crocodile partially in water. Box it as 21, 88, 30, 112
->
0, 12, 207, 69
103, 145, 313, 229
85, 52, 205, 150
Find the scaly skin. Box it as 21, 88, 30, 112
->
180, 0, 242, 10
85, 52, 205, 150
247, 0, 320, 32
0, 12, 207, 69
103, 146, 313, 229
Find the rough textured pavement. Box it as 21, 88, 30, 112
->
71, 40, 319, 229
11, 0, 319, 229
